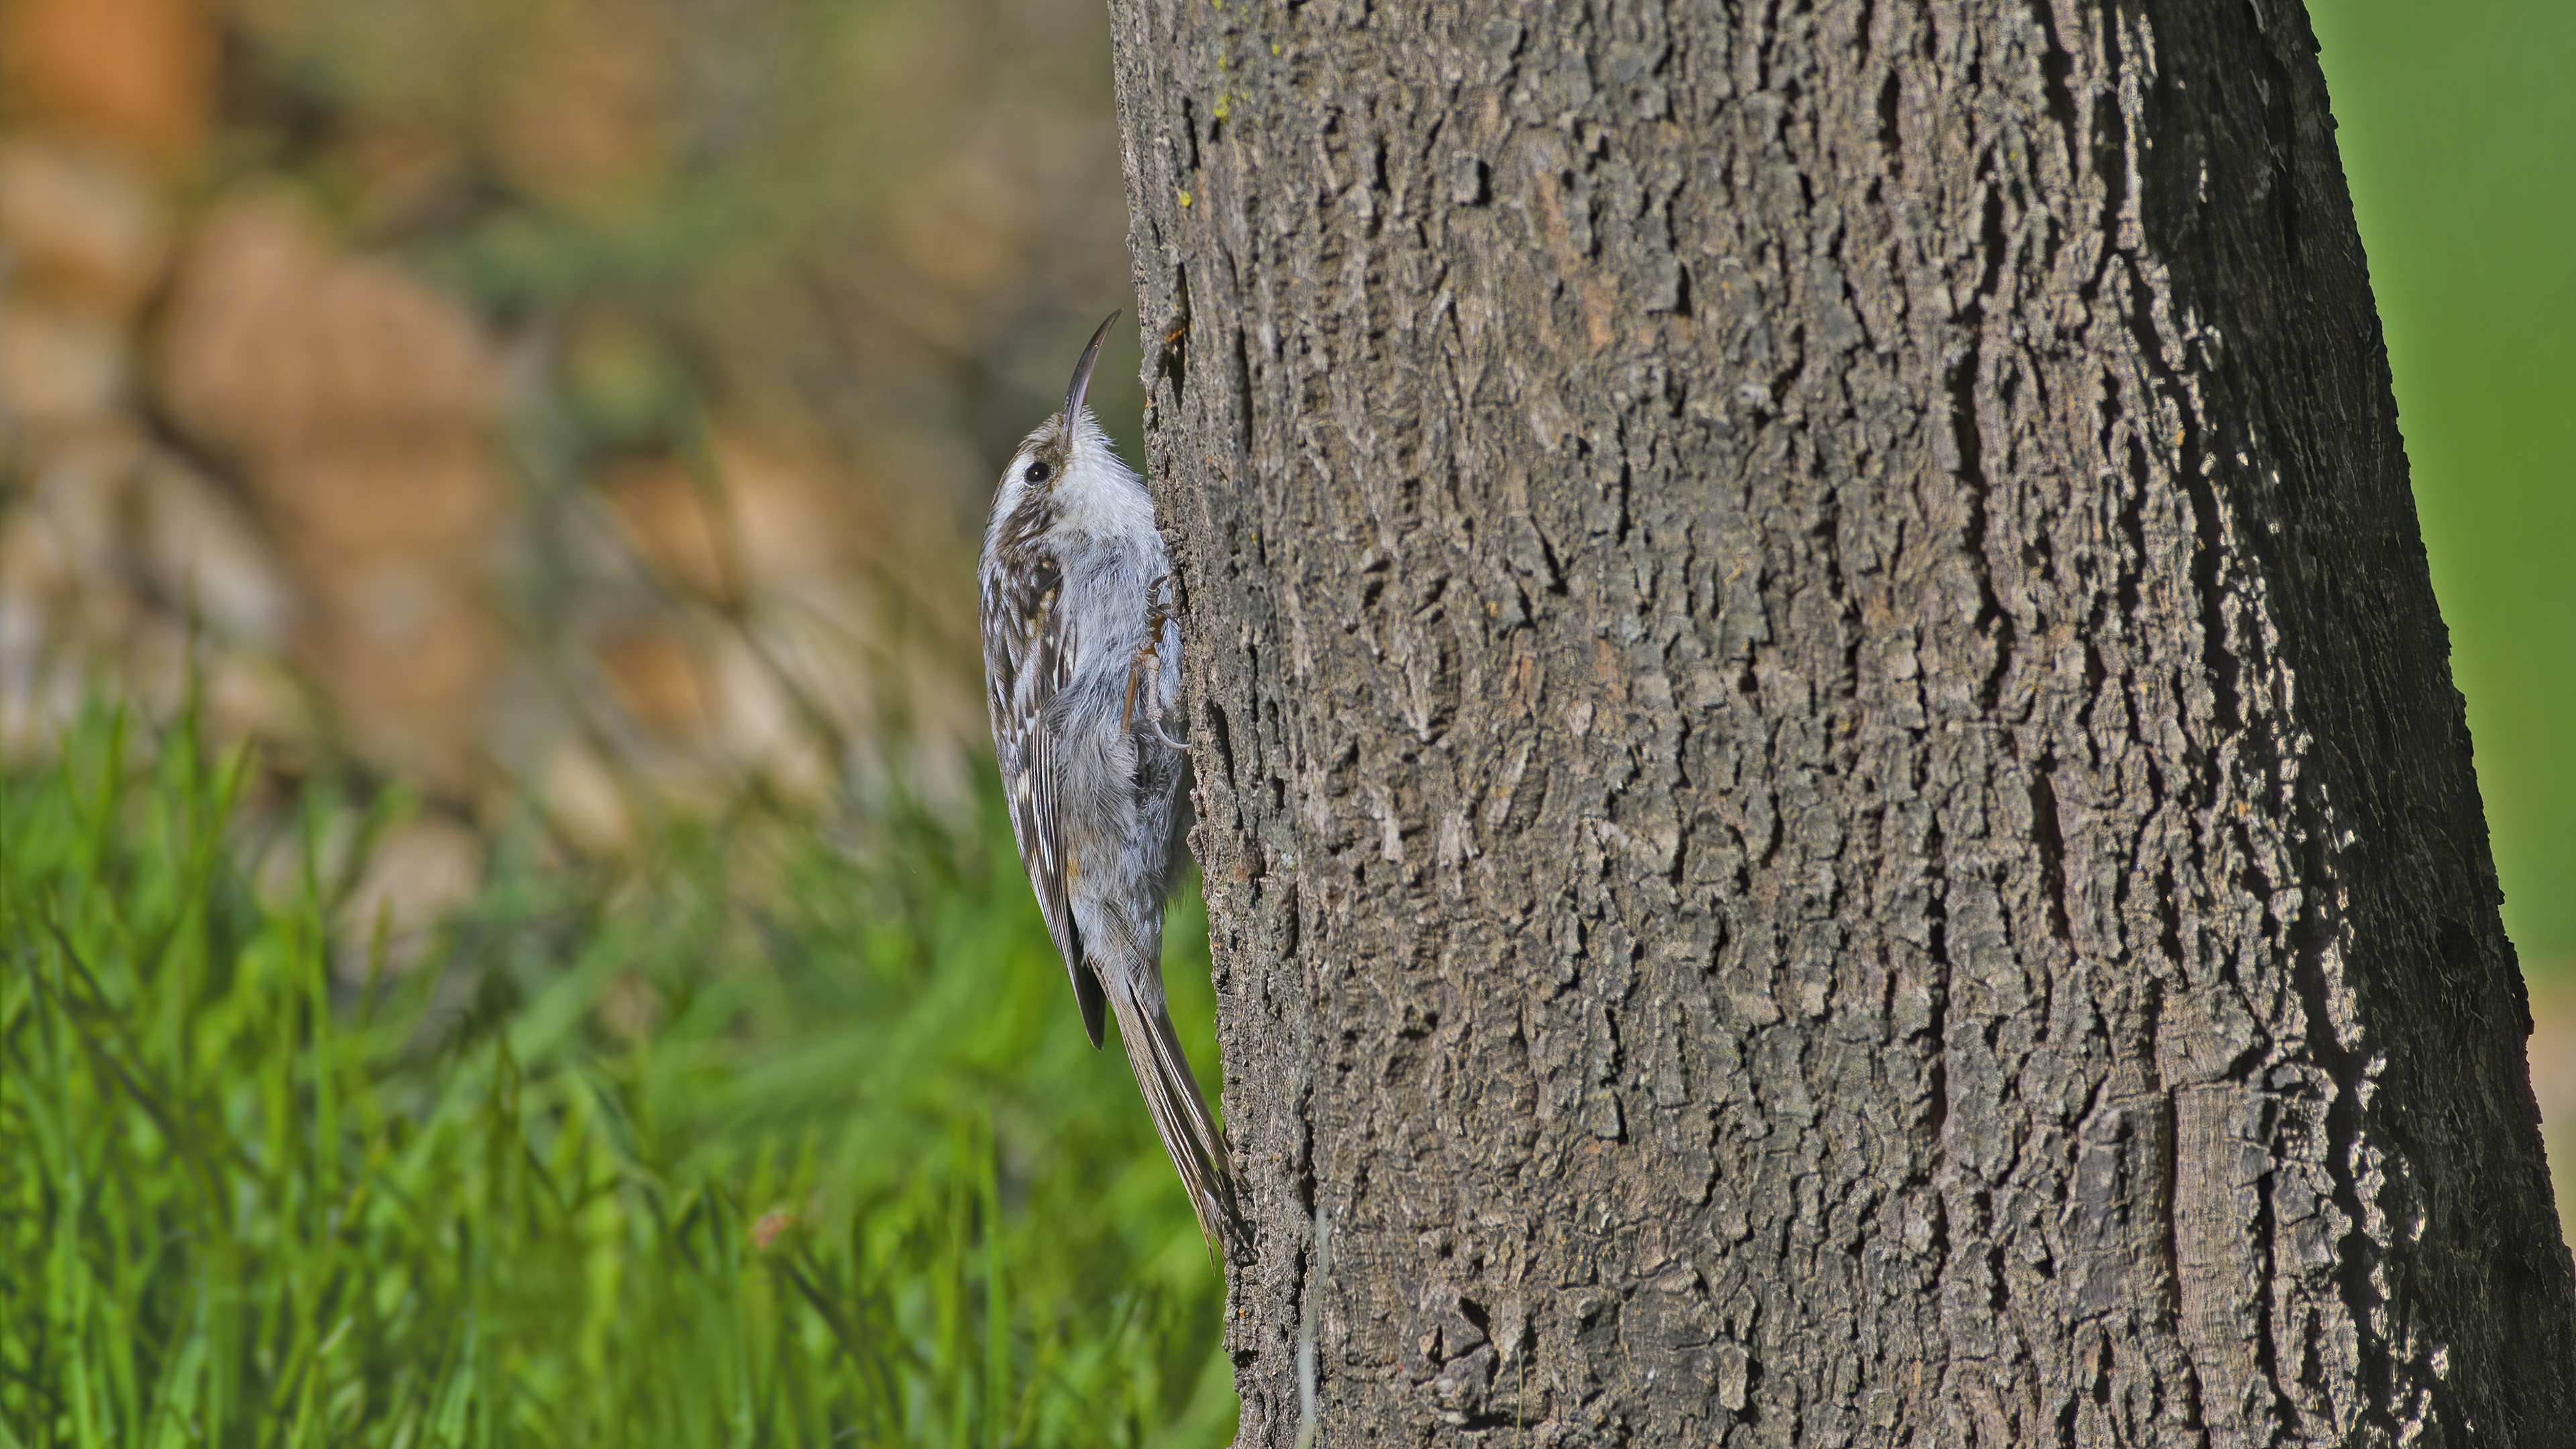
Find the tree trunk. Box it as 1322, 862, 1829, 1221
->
1106, 1, 2576, 1442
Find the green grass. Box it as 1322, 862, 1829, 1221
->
0, 700, 1236, 1446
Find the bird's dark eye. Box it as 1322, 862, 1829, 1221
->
1025, 460, 1053, 484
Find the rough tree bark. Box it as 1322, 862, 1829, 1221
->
1106, 1, 2576, 1443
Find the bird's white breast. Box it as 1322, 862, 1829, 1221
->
1044, 416, 1156, 543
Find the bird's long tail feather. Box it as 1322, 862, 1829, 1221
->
1104, 976, 1240, 1263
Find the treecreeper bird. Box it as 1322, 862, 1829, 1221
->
977, 311, 1240, 1260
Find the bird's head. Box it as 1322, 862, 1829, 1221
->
987, 311, 1138, 541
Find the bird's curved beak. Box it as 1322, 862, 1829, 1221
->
1064, 310, 1121, 422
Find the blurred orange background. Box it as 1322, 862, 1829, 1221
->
0, 0, 1147, 892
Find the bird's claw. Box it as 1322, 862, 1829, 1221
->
1134, 573, 1189, 752
1133, 644, 1189, 751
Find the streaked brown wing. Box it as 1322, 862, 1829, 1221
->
980, 551, 1107, 1047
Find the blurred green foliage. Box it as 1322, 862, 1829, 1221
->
0, 702, 1234, 1446
2312, 0, 2576, 975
